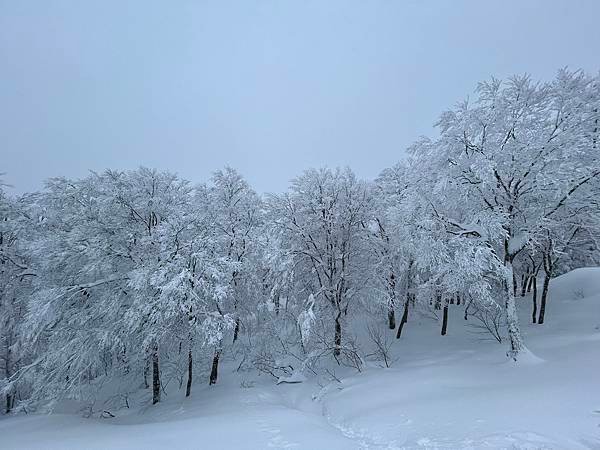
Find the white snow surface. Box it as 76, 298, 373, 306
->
2, 268, 599, 449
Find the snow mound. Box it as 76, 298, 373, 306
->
510, 346, 545, 365
547, 267, 600, 303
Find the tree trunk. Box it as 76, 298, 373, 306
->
441, 299, 449, 336
504, 265, 524, 360
538, 251, 553, 325
387, 270, 397, 329
333, 314, 342, 356
233, 318, 240, 343
502, 236, 524, 360
538, 274, 551, 325
387, 307, 396, 330
143, 358, 150, 389
5, 346, 12, 413
532, 276, 538, 324
521, 273, 529, 297
5, 393, 12, 414
209, 349, 220, 385
185, 348, 193, 397
396, 297, 410, 339
527, 273, 535, 293
232, 275, 240, 343
152, 345, 161, 404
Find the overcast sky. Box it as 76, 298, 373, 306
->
1, 0, 599, 194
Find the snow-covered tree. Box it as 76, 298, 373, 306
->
266, 168, 373, 357
204, 167, 264, 384
408, 70, 600, 358
22, 169, 214, 407
0, 184, 35, 413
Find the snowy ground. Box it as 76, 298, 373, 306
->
2, 268, 600, 449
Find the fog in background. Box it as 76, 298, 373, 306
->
2, 0, 599, 193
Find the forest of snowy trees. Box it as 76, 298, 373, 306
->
1, 69, 599, 415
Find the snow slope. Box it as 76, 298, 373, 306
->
2, 268, 599, 449
320, 267, 600, 449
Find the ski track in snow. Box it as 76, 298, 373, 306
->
242, 391, 301, 449
241, 384, 387, 449
245, 382, 569, 450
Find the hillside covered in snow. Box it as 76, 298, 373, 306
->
2, 267, 599, 449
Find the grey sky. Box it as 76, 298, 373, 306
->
1, 0, 599, 194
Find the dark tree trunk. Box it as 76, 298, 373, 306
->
512, 272, 518, 297
538, 250, 553, 325
185, 349, 193, 397
527, 273, 535, 293
232, 275, 240, 343
441, 300, 449, 336
521, 274, 529, 297
143, 358, 149, 389
274, 294, 280, 315
233, 318, 240, 343
5, 349, 12, 413
456, 294, 461, 306
538, 274, 550, 325
152, 345, 161, 404
334, 315, 342, 356
209, 350, 220, 385
532, 277, 538, 324
5, 394, 12, 414
396, 298, 410, 339
388, 308, 396, 330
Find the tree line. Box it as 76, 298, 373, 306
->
1, 69, 598, 414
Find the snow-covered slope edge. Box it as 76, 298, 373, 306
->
321, 267, 600, 449
1, 268, 599, 450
